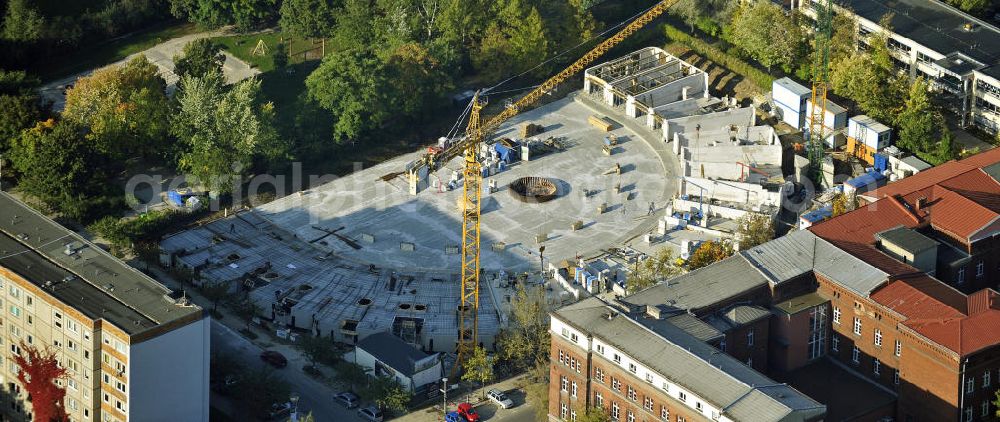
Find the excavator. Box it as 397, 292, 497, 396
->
383, 0, 679, 372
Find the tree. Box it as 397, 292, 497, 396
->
332, 0, 378, 49
174, 38, 225, 80
279, 0, 337, 39
578, 407, 612, 422
525, 360, 549, 422
1, 0, 44, 43
687, 241, 733, 270
495, 284, 549, 371
462, 346, 494, 399
727, 1, 804, 72
234, 367, 291, 418
994, 389, 1000, 417
943, 0, 990, 13
306, 50, 389, 142
231, 298, 263, 331
385, 43, 454, 121
627, 248, 683, 294
473, 2, 550, 82
830, 192, 857, 217
365, 375, 412, 413
672, 0, 707, 32
62, 55, 171, 160
12, 342, 68, 422
897, 78, 936, 154
736, 213, 775, 250
0, 93, 42, 153
200, 282, 230, 312
334, 361, 369, 391
296, 334, 338, 369
173, 72, 284, 194
169, 0, 278, 31
9, 119, 119, 221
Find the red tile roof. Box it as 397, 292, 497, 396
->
808, 196, 922, 275
871, 278, 1000, 355
900, 185, 999, 241
867, 147, 1000, 199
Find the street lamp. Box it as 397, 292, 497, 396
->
441, 377, 448, 419
290, 392, 300, 422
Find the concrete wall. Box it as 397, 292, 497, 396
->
679, 177, 784, 209
129, 316, 210, 422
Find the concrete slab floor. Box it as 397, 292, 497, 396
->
256, 95, 677, 272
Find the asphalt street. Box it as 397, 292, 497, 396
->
211, 319, 360, 422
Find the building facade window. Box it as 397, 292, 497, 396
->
571, 382, 577, 398
571, 410, 577, 422
808, 307, 827, 360
964, 407, 972, 421
833, 307, 840, 324
832, 335, 839, 352
628, 363, 636, 374
596, 367, 605, 383
852, 346, 860, 364
873, 359, 880, 375
958, 267, 966, 284
561, 403, 568, 419
895, 340, 901, 357
627, 386, 636, 401
559, 350, 565, 364
853, 317, 862, 336
612, 378, 621, 392
613, 354, 621, 364
746, 329, 754, 346
644, 397, 653, 411
982, 401, 990, 417
984, 371, 991, 388
894, 370, 900, 385
967, 377, 974, 393
678, 391, 686, 402
626, 410, 634, 422
719, 338, 726, 352
645, 373, 653, 383
976, 261, 984, 278
596, 344, 605, 354
595, 391, 603, 407
612, 402, 620, 420
874, 329, 882, 347
660, 406, 668, 421
561, 376, 568, 392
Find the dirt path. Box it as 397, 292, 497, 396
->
39, 29, 260, 111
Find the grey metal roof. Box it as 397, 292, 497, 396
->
357, 332, 434, 377
840, 0, 1000, 65
876, 226, 939, 254
774, 77, 810, 96
773, 292, 829, 316
705, 305, 773, 333
812, 239, 888, 296
900, 155, 932, 171
554, 298, 825, 422
0, 193, 203, 336
623, 255, 770, 313
983, 162, 1000, 184
741, 230, 818, 285
664, 313, 724, 343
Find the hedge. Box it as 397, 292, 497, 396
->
662, 23, 775, 92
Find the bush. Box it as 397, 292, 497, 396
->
89, 208, 205, 256
663, 23, 774, 92
695, 17, 721, 38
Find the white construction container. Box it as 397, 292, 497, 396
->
848, 115, 892, 150
772, 77, 810, 129
805, 98, 848, 148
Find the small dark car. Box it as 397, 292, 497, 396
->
260, 350, 288, 368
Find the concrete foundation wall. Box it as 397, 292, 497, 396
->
679, 177, 784, 208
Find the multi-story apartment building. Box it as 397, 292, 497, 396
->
0, 192, 210, 422
549, 148, 1000, 421
796, 0, 1000, 134
549, 298, 827, 422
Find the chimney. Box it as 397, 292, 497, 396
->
645, 305, 662, 319
915, 197, 927, 212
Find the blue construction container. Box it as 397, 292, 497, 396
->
873, 153, 889, 172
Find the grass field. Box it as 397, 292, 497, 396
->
213, 32, 326, 72
37, 21, 200, 82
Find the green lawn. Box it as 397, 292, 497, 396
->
213, 32, 326, 72
37, 21, 200, 82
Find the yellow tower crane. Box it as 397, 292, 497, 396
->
394, 0, 678, 373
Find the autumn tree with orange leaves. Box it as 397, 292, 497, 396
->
13, 342, 68, 422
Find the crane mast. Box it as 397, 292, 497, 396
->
808, 0, 833, 185
442, 0, 679, 372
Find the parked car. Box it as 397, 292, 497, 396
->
487, 388, 515, 409
358, 406, 384, 422
268, 402, 293, 419
260, 350, 288, 368
334, 391, 360, 409
457, 403, 480, 422
446, 411, 463, 422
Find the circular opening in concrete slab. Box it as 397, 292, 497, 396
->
509, 177, 559, 203
398, 303, 411, 310
357, 298, 372, 306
